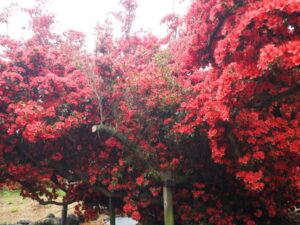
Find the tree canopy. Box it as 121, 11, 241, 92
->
0, 0, 299, 224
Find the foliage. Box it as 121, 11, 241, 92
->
0, 0, 299, 224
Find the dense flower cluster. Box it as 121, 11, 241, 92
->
0, 0, 299, 224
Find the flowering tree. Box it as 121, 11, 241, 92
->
166, 0, 300, 224
0, 0, 299, 225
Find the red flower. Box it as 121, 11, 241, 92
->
136, 176, 143, 185
50, 152, 63, 160
246, 220, 256, 225
89, 176, 96, 184
118, 159, 124, 166
254, 209, 262, 218
193, 182, 205, 189
111, 167, 118, 174
192, 190, 204, 199
170, 158, 179, 166
238, 154, 250, 164
253, 151, 264, 160
132, 211, 141, 221
123, 203, 131, 213
123, 203, 137, 213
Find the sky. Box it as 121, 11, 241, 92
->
0, 0, 190, 51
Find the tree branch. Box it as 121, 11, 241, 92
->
15, 180, 75, 206
245, 84, 300, 109
226, 130, 242, 158
48, 160, 79, 182
201, 0, 246, 65
93, 186, 124, 198
92, 124, 136, 150
34, 198, 72, 206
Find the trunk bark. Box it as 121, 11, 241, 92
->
61, 204, 68, 225
109, 197, 116, 225
163, 184, 174, 225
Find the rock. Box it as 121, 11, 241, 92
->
66, 214, 79, 225
45, 214, 55, 219
30, 217, 61, 225
17, 220, 32, 225
29, 213, 80, 225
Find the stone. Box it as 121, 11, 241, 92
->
66, 214, 79, 225
30, 217, 60, 225
45, 214, 55, 219
17, 220, 32, 225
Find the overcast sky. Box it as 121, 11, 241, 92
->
0, 0, 189, 51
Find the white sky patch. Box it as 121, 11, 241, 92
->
0, 0, 190, 51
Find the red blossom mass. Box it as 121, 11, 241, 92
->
0, 0, 299, 224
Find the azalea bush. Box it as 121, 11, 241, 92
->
0, 0, 299, 224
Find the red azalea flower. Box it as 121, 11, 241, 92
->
136, 176, 143, 185
132, 211, 141, 221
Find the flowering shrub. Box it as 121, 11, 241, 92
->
0, 0, 299, 224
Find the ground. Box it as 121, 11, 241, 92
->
0, 189, 107, 225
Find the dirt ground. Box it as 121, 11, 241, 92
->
0, 190, 108, 225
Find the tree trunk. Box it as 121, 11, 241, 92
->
109, 197, 116, 225
61, 204, 68, 225
163, 183, 174, 225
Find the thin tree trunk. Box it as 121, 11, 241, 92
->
163, 183, 174, 225
109, 197, 116, 225
61, 204, 68, 225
